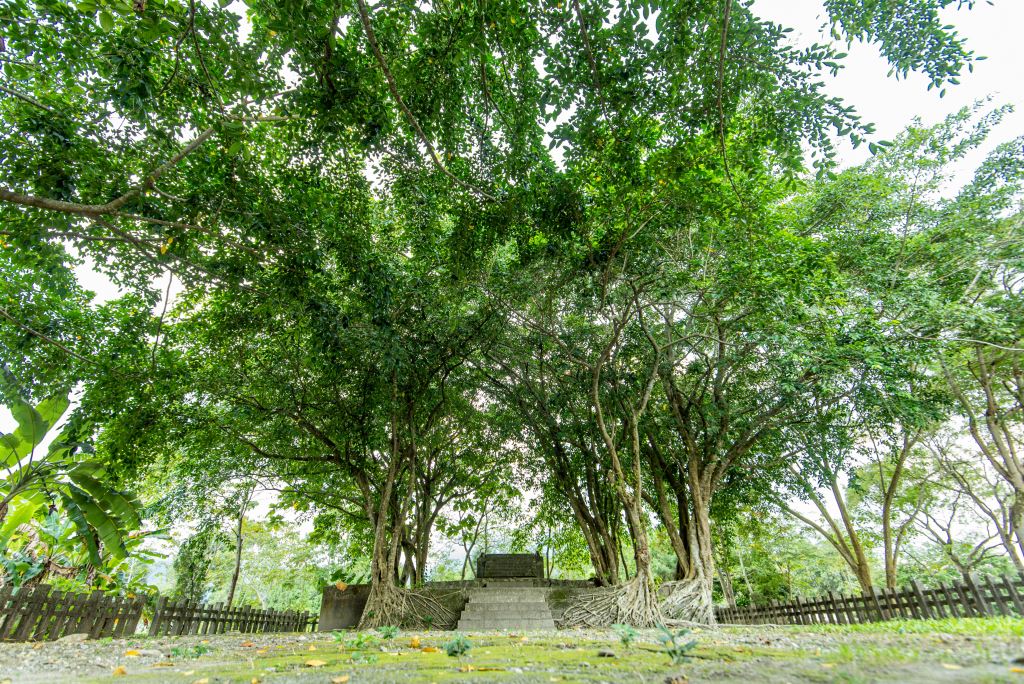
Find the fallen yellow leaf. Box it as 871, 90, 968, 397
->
308, 645, 317, 651
409, 636, 421, 649
459, 664, 475, 672
125, 649, 141, 657
421, 646, 441, 653
1011, 667, 1024, 674
32, 643, 43, 650
251, 679, 261, 684
331, 677, 351, 684
256, 648, 269, 654
192, 679, 210, 684
305, 659, 328, 668
112, 666, 127, 676
941, 664, 963, 670
152, 662, 175, 667
241, 641, 256, 647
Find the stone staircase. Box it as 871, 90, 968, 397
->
456, 585, 556, 631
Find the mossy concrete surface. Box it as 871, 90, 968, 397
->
2, 619, 1024, 683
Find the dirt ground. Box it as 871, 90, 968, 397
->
2, 618, 1023, 683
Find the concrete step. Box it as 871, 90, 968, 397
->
461, 604, 552, 617
466, 596, 550, 606
457, 617, 556, 631
467, 590, 550, 602
477, 581, 544, 589
460, 611, 551, 622
457, 585, 557, 631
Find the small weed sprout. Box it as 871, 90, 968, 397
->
613, 623, 638, 649
657, 625, 697, 664
350, 650, 379, 664
345, 632, 380, 650
377, 625, 400, 641
444, 633, 472, 658
169, 644, 210, 659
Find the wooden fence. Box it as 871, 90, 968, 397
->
716, 572, 1024, 625
0, 584, 316, 642
0, 584, 144, 641
148, 596, 315, 636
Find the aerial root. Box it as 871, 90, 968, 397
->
561, 573, 663, 628
659, 579, 714, 625
359, 582, 458, 629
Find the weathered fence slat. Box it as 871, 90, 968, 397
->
142, 599, 314, 637
716, 573, 1024, 626
0, 586, 146, 643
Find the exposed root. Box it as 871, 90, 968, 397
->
659, 579, 714, 625
560, 574, 663, 628
359, 582, 459, 630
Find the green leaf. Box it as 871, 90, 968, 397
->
99, 10, 115, 32
61, 491, 101, 565
0, 497, 42, 552
67, 467, 143, 530
64, 485, 128, 562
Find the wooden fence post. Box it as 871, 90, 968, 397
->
984, 575, 1010, 617
149, 596, 167, 636
12, 585, 46, 641
33, 587, 64, 640
964, 574, 991, 617
910, 580, 932, 620
940, 582, 960, 617
870, 590, 883, 623
1002, 574, 1024, 615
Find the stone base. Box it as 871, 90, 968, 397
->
318, 579, 597, 631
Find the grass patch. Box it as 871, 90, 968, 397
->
70, 623, 1024, 683
783, 617, 1024, 638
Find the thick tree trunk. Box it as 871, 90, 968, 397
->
584, 355, 663, 626
361, 519, 404, 628
641, 440, 715, 622
360, 407, 405, 629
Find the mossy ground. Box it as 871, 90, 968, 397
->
4, 619, 1024, 683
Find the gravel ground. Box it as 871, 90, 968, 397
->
1, 623, 1023, 683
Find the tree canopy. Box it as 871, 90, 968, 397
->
1, 0, 1021, 627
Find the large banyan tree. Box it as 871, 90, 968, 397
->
0, 0, 989, 625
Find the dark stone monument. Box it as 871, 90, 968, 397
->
476, 553, 545, 579
318, 583, 371, 631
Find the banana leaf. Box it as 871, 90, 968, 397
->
67, 467, 143, 530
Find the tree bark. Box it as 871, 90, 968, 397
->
225, 484, 255, 608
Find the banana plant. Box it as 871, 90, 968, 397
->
1, 367, 142, 569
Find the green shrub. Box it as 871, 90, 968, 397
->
444, 633, 472, 657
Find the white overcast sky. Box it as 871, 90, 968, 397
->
757, 0, 1023, 172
